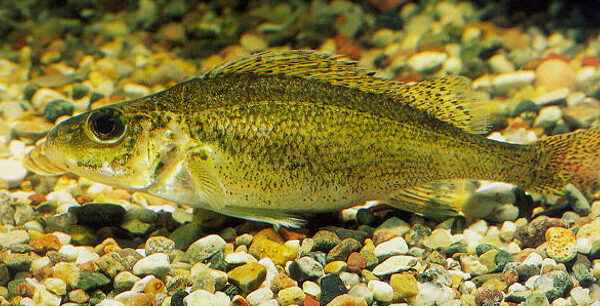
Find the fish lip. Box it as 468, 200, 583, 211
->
24, 138, 67, 175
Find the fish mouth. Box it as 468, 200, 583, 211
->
23, 138, 67, 175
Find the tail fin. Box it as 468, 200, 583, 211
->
534, 128, 600, 194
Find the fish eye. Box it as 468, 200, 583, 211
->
86, 108, 126, 143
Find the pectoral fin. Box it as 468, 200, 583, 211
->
186, 148, 224, 202
219, 205, 307, 228
388, 180, 479, 219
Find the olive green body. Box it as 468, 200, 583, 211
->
126, 73, 542, 213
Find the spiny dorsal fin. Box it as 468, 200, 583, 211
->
204, 50, 489, 134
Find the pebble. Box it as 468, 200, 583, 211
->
564, 184, 591, 216
0, 229, 30, 246
368, 280, 393, 303
114, 271, 140, 292
373, 255, 417, 277
327, 238, 362, 262
545, 227, 577, 263
348, 284, 373, 305
183, 290, 230, 306
373, 236, 408, 259
390, 272, 419, 300
288, 256, 324, 282
320, 274, 348, 305
190, 262, 216, 292
423, 228, 453, 250
227, 262, 267, 293
535, 59, 577, 90
492, 71, 535, 94
277, 286, 305, 305
570, 286, 591, 305
407, 51, 447, 72
533, 88, 570, 106
246, 288, 273, 306
413, 282, 456, 305
145, 236, 175, 255
184, 234, 226, 263
302, 281, 321, 299
327, 294, 367, 306
373, 217, 410, 244
0, 159, 28, 188
132, 253, 170, 277
67, 271, 111, 290
534, 106, 562, 128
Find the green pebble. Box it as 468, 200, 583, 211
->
564, 184, 591, 216
124, 207, 157, 223
356, 209, 373, 225
69, 225, 97, 245
89, 92, 104, 103
43, 99, 74, 122
510, 100, 539, 117
169, 222, 204, 250
572, 263, 596, 287
23, 83, 41, 101
475, 244, 498, 256
2, 253, 31, 271
208, 251, 228, 271
312, 230, 341, 252
522, 292, 550, 306
72, 84, 89, 100
121, 219, 153, 235
69, 271, 111, 290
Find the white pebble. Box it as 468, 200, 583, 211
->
368, 280, 394, 303
132, 253, 170, 277
184, 290, 230, 306
407, 51, 447, 72
51, 231, 71, 245
302, 281, 321, 299
96, 299, 125, 306
534, 88, 570, 106
75, 248, 100, 265
492, 71, 535, 94
534, 106, 562, 128
225, 252, 257, 265
131, 275, 156, 293
570, 287, 591, 305
246, 288, 274, 306
374, 236, 408, 258
0, 159, 27, 188
340, 272, 360, 289
58, 245, 79, 261
508, 283, 526, 293
522, 252, 544, 266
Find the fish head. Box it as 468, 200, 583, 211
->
25, 104, 156, 189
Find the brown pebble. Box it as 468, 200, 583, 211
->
145, 278, 165, 294
347, 252, 367, 272
304, 294, 320, 306
476, 288, 503, 305
271, 271, 298, 293
326, 294, 367, 306
29, 234, 61, 254
231, 295, 250, 306
28, 193, 46, 204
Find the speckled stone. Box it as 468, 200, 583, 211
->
327, 238, 361, 262
545, 227, 577, 263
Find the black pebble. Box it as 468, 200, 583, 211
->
171, 291, 189, 306
69, 203, 126, 228
320, 274, 348, 305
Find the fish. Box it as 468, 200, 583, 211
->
24, 50, 600, 227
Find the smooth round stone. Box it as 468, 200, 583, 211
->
0, 229, 30, 247
372, 217, 410, 245
492, 71, 535, 94
327, 294, 368, 306
183, 290, 230, 306
368, 280, 393, 303
246, 287, 274, 306
43, 99, 74, 122
374, 236, 409, 259
535, 59, 577, 90
67, 271, 111, 290
533, 88, 570, 106
521, 252, 544, 266
11, 116, 55, 141
407, 51, 447, 72
423, 229, 453, 250
413, 282, 456, 305
144, 236, 175, 255
302, 281, 321, 299
190, 262, 215, 292
570, 287, 591, 305
113, 271, 140, 292
311, 230, 341, 252
0, 159, 27, 188
348, 284, 373, 305
373, 255, 417, 277
44, 277, 67, 295
132, 253, 170, 277
564, 184, 591, 216
534, 106, 562, 128
225, 251, 257, 266
183, 234, 226, 263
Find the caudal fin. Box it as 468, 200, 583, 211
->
534, 128, 600, 194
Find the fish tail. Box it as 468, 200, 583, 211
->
534, 128, 600, 194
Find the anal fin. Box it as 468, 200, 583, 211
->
388, 180, 479, 220
219, 205, 307, 228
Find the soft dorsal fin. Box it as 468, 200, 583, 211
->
204, 50, 489, 134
